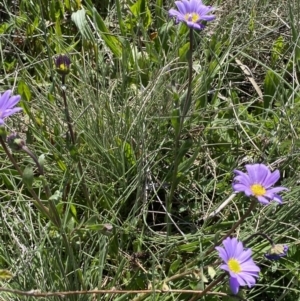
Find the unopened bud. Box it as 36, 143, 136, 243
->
7, 133, 25, 152
54, 54, 71, 75
265, 244, 288, 260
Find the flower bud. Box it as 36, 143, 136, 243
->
54, 54, 71, 75
265, 244, 288, 260
7, 133, 25, 152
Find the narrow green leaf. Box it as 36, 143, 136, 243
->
179, 42, 190, 62
169, 256, 182, 274
70, 204, 77, 218
0, 269, 13, 280
22, 165, 34, 189
178, 143, 200, 174
263, 70, 280, 108
171, 108, 180, 136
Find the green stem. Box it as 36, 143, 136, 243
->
243, 232, 274, 246
166, 28, 194, 236
181, 28, 194, 119
61, 75, 76, 144
60, 77, 91, 208
169, 198, 257, 277
22, 145, 52, 198
0, 136, 60, 227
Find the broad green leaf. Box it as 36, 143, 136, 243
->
169, 256, 182, 274
18, 80, 31, 101
116, 138, 136, 166
179, 42, 190, 62
129, 0, 152, 28
271, 36, 284, 64
263, 70, 280, 108
71, 8, 95, 42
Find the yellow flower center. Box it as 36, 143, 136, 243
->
228, 258, 241, 273
59, 63, 67, 71
185, 13, 200, 23
250, 184, 266, 196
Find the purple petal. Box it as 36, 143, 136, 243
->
235, 274, 247, 286
186, 21, 203, 29
5, 94, 21, 109
264, 191, 283, 203
215, 246, 228, 262
272, 194, 283, 204
263, 170, 280, 188
266, 187, 288, 194
240, 261, 260, 272
175, 1, 187, 14
223, 237, 237, 258
169, 8, 184, 19
237, 248, 252, 263
256, 196, 270, 204
232, 183, 249, 191
245, 164, 263, 182
233, 170, 251, 185
200, 14, 216, 21
1, 107, 23, 118
233, 184, 253, 197
196, 5, 213, 16
0, 90, 11, 110
239, 273, 258, 287
233, 240, 244, 258
258, 164, 272, 185
181, 0, 192, 13
229, 277, 240, 294
188, 0, 198, 11
244, 271, 260, 277
220, 263, 230, 272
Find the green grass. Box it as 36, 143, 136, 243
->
0, 0, 300, 300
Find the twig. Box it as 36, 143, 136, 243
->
0, 287, 229, 298
203, 193, 236, 220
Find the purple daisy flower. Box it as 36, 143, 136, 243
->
232, 163, 288, 205
216, 237, 260, 295
265, 244, 288, 261
0, 90, 22, 125
168, 0, 215, 30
